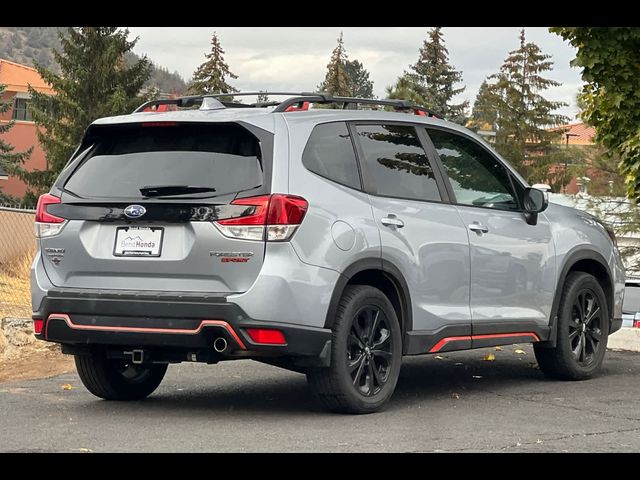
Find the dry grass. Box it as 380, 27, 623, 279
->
0, 250, 35, 319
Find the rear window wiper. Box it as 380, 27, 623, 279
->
140, 185, 217, 197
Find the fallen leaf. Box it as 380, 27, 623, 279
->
78, 448, 92, 453
516, 442, 522, 447
451, 393, 460, 399
472, 375, 483, 379
514, 349, 526, 355
536, 440, 543, 444
62, 384, 73, 391
494, 346, 503, 351
483, 353, 496, 361
434, 355, 445, 360
454, 362, 464, 366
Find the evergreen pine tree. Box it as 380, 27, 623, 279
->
0, 83, 32, 196
189, 32, 238, 96
344, 59, 375, 98
317, 32, 351, 97
388, 27, 468, 121
469, 80, 498, 130
486, 29, 569, 184
386, 76, 427, 106
8, 27, 151, 204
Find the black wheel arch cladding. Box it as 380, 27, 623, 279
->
324, 258, 412, 336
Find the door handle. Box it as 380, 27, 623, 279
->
468, 222, 489, 234
381, 215, 405, 228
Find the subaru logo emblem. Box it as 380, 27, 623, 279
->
124, 205, 146, 218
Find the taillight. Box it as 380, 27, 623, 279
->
215, 194, 308, 242
35, 193, 67, 238
33, 318, 44, 335
245, 328, 287, 345
35, 194, 63, 223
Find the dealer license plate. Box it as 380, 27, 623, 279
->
113, 226, 164, 257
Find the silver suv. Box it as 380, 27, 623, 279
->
31, 93, 625, 413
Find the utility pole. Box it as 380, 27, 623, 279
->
563, 132, 580, 193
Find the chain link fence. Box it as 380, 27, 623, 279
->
0, 205, 36, 320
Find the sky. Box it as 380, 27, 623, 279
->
126, 27, 583, 120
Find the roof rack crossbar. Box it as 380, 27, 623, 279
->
132, 92, 443, 118
133, 92, 318, 113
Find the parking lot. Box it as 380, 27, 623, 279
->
1, 344, 639, 452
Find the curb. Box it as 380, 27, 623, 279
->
608, 327, 640, 353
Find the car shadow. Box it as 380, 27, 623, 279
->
73, 352, 553, 417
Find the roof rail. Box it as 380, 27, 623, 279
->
273, 94, 442, 118
132, 92, 443, 118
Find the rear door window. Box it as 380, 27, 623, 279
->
354, 124, 442, 202
64, 123, 264, 199
302, 122, 361, 189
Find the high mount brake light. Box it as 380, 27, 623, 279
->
214, 194, 308, 241
35, 194, 67, 238
140, 122, 179, 127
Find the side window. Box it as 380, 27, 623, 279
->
426, 128, 519, 211
354, 124, 441, 202
302, 122, 361, 189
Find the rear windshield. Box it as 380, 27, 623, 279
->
64, 123, 263, 199
623, 285, 640, 314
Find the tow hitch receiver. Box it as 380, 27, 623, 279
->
124, 349, 145, 364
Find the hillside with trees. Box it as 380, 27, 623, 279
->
0, 27, 187, 94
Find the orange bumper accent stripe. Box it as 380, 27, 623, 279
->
429, 332, 540, 353
429, 336, 471, 353
46, 314, 247, 350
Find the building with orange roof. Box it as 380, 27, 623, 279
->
548, 122, 596, 146
543, 122, 602, 195
0, 58, 54, 199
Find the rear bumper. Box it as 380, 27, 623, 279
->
34, 288, 331, 362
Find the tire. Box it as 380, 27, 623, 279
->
75, 352, 168, 400
534, 271, 610, 380
307, 285, 402, 414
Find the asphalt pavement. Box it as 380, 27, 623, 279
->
1, 345, 639, 452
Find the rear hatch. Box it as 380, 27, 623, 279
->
38, 121, 273, 294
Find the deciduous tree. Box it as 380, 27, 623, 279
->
551, 27, 640, 201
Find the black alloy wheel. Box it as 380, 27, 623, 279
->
307, 285, 402, 414
348, 306, 394, 397
569, 289, 603, 367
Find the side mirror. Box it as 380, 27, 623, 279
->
524, 187, 548, 213
523, 187, 548, 225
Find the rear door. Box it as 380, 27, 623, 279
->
351, 122, 472, 340
40, 121, 273, 294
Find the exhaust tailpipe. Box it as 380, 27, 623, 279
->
213, 337, 228, 353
